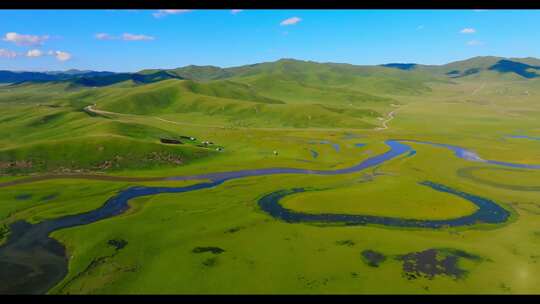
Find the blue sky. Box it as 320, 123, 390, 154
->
0, 9, 539, 72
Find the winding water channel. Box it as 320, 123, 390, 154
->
0, 139, 538, 294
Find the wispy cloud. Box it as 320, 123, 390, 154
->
95, 33, 116, 40
153, 9, 192, 18
26, 49, 43, 57
417, 25, 425, 30
122, 33, 155, 41
3, 48, 68, 60
231, 9, 243, 14
53, 50, 71, 61
467, 40, 484, 46
280, 17, 302, 26
460, 28, 476, 34
3, 32, 49, 46
95, 33, 155, 41
0, 48, 17, 58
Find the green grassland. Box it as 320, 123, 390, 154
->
1, 58, 540, 294
280, 175, 479, 220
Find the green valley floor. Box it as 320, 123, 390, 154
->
1, 60, 540, 294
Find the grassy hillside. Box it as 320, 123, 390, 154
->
94, 79, 385, 128
0, 136, 211, 174
0, 101, 215, 175
1, 72, 396, 130
167, 59, 436, 95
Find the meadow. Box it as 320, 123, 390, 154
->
1, 57, 540, 294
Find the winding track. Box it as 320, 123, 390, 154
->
374, 104, 403, 131
83, 105, 368, 133
374, 110, 396, 130
1, 138, 539, 294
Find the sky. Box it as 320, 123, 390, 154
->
0, 9, 539, 72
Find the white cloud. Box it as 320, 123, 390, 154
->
26, 49, 43, 57
280, 17, 302, 26
467, 40, 484, 46
153, 9, 191, 18
95, 33, 116, 40
0, 48, 17, 58
417, 25, 424, 30
96, 32, 155, 41
231, 9, 243, 14
3, 32, 49, 46
0, 48, 68, 60
122, 33, 155, 41
460, 28, 476, 34
54, 50, 72, 61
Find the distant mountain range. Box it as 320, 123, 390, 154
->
381, 56, 540, 79
1, 56, 539, 86
0, 69, 117, 84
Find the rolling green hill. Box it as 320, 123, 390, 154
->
1, 56, 540, 174
92, 79, 384, 128
3, 58, 418, 130
150, 58, 436, 95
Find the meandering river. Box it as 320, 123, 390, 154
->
0, 138, 538, 294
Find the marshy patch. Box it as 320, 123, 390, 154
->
396, 248, 482, 280
14, 193, 32, 200
224, 226, 244, 234
58, 238, 131, 293
342, 133, 364, 140
297, 275, 330, 289
529, 255, 540, 264
336, 240, 356, 247
202, 257, 218, 267
160, 138, 183, 145
40, 193, 59, 201
107, 239, 128, 251
192, 246, 225, 255
499, 282, 512, 292
361, 249, 386, 267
